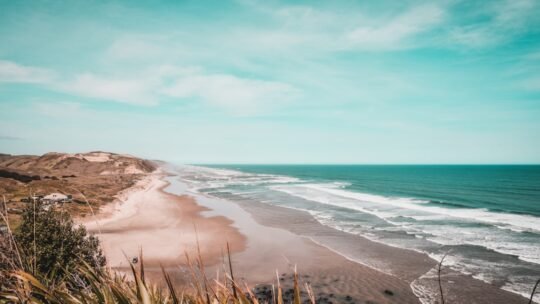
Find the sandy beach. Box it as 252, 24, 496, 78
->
80, 167, 530, 304
82, 170, 246, 269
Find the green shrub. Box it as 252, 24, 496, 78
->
14, 204, 105, 284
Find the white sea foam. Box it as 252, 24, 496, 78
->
501, 276, 540, 303
178, 165, 301, 190
410, 277, 438, 304
271, 183, 540, 264
273, 183, 540, 232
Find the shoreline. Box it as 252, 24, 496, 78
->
81, 166, 531, 303
221, 195, 528, 304
162, 174, 422, 303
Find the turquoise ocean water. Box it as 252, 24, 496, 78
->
177, 165, 540, 298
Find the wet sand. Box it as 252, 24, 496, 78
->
227, 198, 529, 304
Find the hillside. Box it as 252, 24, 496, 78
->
0, 151, 155, 176
0, 151, 157, 227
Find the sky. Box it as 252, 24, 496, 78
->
0, 0, 539, 164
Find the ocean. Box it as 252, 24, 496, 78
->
176, 164, 540, 299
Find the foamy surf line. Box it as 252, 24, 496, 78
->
270, 183, 540, 265
274, 183, 540, 233
181, 165, 540, 261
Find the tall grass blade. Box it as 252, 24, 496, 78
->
293, 266, 301, 304
139, 248, 145, 285
529, 278, 540, 304
227, 242, 238, 300
161, 264, 179, 304
438, 253, 448, 304
276, 271, 283, 304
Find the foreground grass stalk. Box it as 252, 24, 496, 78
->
529, 279, 540, 304
227, 242, 238, 301
438, 253, 448, 304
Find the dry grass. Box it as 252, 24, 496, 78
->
1, 243, 313, 304
0, 200, 314, 304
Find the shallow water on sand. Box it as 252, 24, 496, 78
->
174, 164, 540, 301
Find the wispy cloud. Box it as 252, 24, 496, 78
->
448, 0, 538, 48
236, 1, 446, 52
0, 59, 301, 114
0, 135, 22, 141
0, 60, 56, 84
163, 73, 299, 115
59, 73, 160, 106
346, 5, 444, 50
241, 0, 539, 51
61, 66, 301, 113
0, 60, 160, 106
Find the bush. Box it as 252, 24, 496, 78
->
14, 204, 106, 283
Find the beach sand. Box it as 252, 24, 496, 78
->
81, 169, 529, 304
82, 170, 246, 269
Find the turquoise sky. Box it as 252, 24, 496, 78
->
0, 0, 539, 164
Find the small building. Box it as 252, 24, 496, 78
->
42, 193, 71, 204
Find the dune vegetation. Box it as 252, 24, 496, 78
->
0, 202, 315, 304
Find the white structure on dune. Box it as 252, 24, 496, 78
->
42, 193, 71, 204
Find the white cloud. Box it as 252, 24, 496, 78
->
163, 73, 299, 115
346, 5, 444, 50
240, 0, 538, 51
0, 60, 161, 105
238, 1, 445, 51
57, 66, 300, 113
448, 26, 496, 48
0, 59, 300, 113
0, 60, 56, 83
59, 73, 160, 106
494, 0, 536, 27
448, 0, 538, 48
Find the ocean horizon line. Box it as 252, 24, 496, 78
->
189, 163, 540, 166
